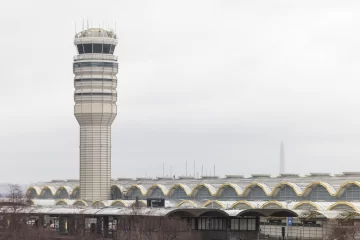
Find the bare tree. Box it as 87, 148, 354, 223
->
326, 220, 360, 240
115, 207, 184, 240
0, 184, 54, 240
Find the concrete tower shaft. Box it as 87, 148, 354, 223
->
73, 28, 118, 201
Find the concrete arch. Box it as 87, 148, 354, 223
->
215, 183, 243, 197
71, 186, 80, 198
231, 200, 255, 209
111, 184, 126, 192
40, 186, 56, 197
243, 183, 272, 197
261, 201, 286, 209
237, 209, 298, 218
130, 200, 147, 208
203, 200, 226, 209
302, 182, 336, 197
190, 184, 217, 197
167, 184, 192, 197
126, 185, 147, 196
110, 200, 129, 207
55, 186, 72, 197
111, 184, 126, 200
292, 201, 321, 210
328, 202, 360, 211
25, 186, 41, 198
56, 199, 70, 206
271, 182, 303, 196
336, 181, 360, 197
73, 200, 88, 207
176, 200, 198, 208
92, 200, 109, 208
145, 184, 168, 196
166, 208, 229, 218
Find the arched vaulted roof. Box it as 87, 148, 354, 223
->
145, 184, 169, 196
92, 200, 110, 208
203, 200, 237, 209
130, 200, 147, 207
292, 201, 335, 211
55, 186, 73, 196
231, 200, 256, 209
271, 182, 303, 196
191, 184, 217, 196
293, 201, 320, 210
72, 199, 88, 206
110, 200, 131, 207
176, 200, 198, 208
40, 186, 57, 196
167, 184, 192, 196
71, 186, 80, 196
328, 202, 360, 212
126, 185, 147, 196
215, 183, 242, 196
336, 181, 360, 197
203, 200, 226, 209
111, 184, 126, 193
25, 186, 41, 197
56, 199, 76, 206
261, 201, 286, 209
243, 183, 272, 196
302, 182, 336, 197
166, 208, 298, 218
26, 179, 360, 200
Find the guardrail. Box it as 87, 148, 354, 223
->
73, 54, 117, 61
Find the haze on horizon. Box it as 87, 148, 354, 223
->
1, 0, 360, 183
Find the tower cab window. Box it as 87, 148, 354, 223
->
76, 44, 116, 54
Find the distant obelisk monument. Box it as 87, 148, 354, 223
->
280, 141, 285, 174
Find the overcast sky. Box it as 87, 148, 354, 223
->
1, 0, 360, 183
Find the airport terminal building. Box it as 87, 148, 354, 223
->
22, 172, 360, 239
4, 28, 360, 239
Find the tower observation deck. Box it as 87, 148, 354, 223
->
73, 28, 118, 201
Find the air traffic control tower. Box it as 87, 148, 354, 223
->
73, 28, 118, 201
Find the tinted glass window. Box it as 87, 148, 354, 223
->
83, 44, 92, 53
93, 44, 102, 53
77, 44, 84, 54
110, 45, 116, 54
103, 44, 111, 53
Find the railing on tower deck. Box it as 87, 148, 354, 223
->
75, 29, 117, 39
74, 54, 118, 61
